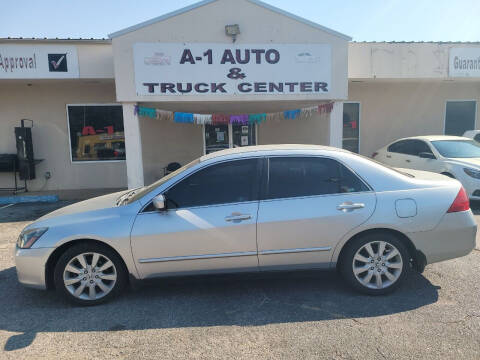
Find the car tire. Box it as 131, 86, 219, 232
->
54, 242, 127, 306
340, 232, 410, 295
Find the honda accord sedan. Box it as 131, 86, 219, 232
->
15, 145, 476, 305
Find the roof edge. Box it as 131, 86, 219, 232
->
108, 0, 218, 38
108, 0, 351, 41
246, 0, 351, 41
0, 38, 111, 44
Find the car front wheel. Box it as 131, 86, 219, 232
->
340, 232, 410, 295
54, 243, 127, 306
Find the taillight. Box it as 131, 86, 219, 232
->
447, 187, 470, 213
372, 152, 378, 158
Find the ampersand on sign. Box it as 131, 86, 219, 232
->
227, 67, 246, 80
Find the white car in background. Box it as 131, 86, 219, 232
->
463, 130, 480, 142
373, 135, 480, 200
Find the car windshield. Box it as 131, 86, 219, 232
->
431, 140, 480, 158
119, 159, 201, 205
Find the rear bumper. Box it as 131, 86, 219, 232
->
15, 246, 54, 290
407, 211, 477, 265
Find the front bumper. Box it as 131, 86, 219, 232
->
455, 172, 480, 200
408, 211, 477, 265
15, 246, 54, 290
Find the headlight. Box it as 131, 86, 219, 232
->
463, 168, 480, 179
17, 228, 48, 249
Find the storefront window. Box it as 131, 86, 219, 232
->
445, 100, 476, 136
67, 105, 126, 162
343, 103, 360, 153
204, 124, 256, 154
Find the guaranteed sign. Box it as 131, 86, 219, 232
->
449, 48, 480, 78
133, 43, 332, 96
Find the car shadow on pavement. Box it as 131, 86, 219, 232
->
0, 266, 439, 351
0, 201, 76, 223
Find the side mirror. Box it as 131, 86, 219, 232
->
152, 194, 166, 211
419, 152, 436, 159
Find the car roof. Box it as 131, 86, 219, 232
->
393, 135, 471, 142
200, 144, 349, 162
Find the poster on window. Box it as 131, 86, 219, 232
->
133, 43, 331, 96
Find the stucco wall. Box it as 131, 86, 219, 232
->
349, 42, 480, 80
0, 81, 126, 191
112, 0, 348, 103
139, 117, 203, 185
258, 112, 330, 146
349, 80, 480, 157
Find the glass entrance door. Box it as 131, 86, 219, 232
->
204, 125, 229, 154
233, 125, 256, 148
204, 124, 257, 154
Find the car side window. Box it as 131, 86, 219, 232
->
265, 157, 369, 200
474, 134, 480, 143
410, 140, 432, 156
164, 158, 259, 209
388, 140, 410, 154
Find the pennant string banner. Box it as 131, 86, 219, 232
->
134, 103, 334, 124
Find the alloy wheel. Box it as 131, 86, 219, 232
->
352, 241, 403, 289
63, 252, 117, 301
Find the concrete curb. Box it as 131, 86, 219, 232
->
0, 195, 59, 204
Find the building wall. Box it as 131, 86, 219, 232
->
349, 80, 480, 157
258, 112, 331, 146
0, 81, 127, 191
139, 117, 203, 185
348, 42, 480, 80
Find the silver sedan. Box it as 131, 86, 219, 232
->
15, 145, 477, 305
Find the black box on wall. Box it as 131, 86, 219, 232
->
14, 126, 35, 180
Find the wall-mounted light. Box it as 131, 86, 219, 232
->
225, 24, 240, 43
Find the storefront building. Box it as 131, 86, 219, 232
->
0, 0, 479, 192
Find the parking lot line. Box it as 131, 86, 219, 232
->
0, 204, 14, 210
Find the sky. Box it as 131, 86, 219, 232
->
1, 0, 480, 42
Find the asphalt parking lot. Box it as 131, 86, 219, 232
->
0, 202, 479, 359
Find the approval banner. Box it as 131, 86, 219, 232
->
133, 43, 331, 96
0, 45, 79, 79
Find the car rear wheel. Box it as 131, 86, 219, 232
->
340, 232, 410, 295
54, 243, 127, 306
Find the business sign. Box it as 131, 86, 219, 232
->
0, 45, 79, 79
133, 43, 331, 96
449, 48, 480, 78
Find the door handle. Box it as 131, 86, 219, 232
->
386, 155, 391, 158
225, 213, 252, 222
406, 159, 411, 163
337, 202, 365, 212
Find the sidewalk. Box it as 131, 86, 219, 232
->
0, 188, 125, 204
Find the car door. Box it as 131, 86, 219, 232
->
256, 156, 376, 269
407, 140, 438, 172
130, 158, 261, 279
384, 140, 416, 168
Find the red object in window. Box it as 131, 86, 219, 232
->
113, 151, 119, 157
105, 126, 114, 134
447, 187, 470, 213
372, 152, 378, 158
82, 126, 96, 136
350, 120, 357, 129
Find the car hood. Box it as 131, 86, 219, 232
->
37, 190, 130, 221
447, 157, 480, 168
